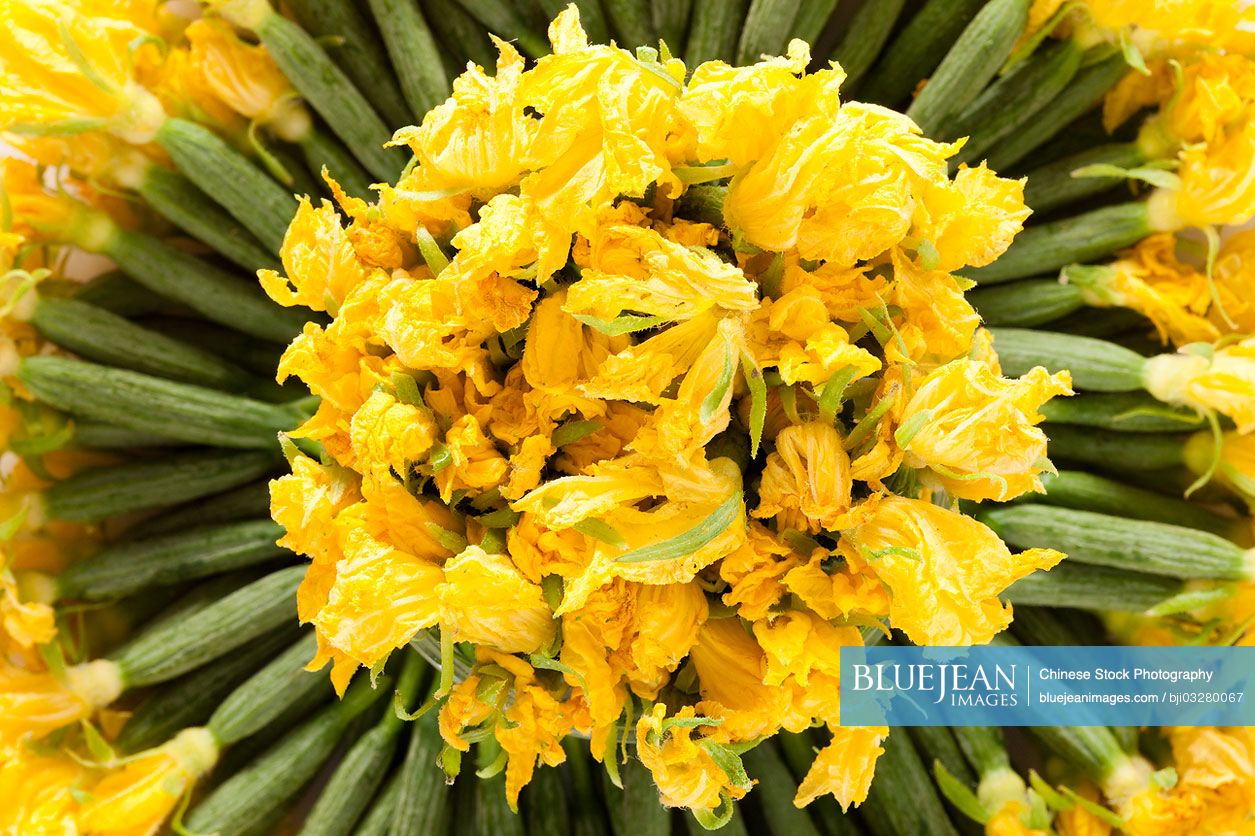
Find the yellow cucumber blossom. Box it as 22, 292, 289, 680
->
0, 659, 123, 746
1144, 339, 1255, 434
78, 727, 220, 835
0, 0, 166, 143
185, 17, 311, 142
259, 5, 1055, 814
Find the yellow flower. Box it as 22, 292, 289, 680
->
259, 197, 371, 312
0, 0, 166, 142
1, 545, 56, 655
269, 454, 361, 566
794, 725, 888, 809
1054, 785, 1113, 836
564, 217, 758, 324
1187, 431, 1255, 510
1144, 338, 1255, 433
1067, 233, 1220, 347
1213, 229, 1255, 336
78, 727, 219, 836
725, 101, 958, 266
0, 660, 124, 746
185, 17, 308, 140
1164, 726, 1255, 833
719, 522, 805, 621
747, 286, 882, 388
627, 582, 709, 695
1165, 54, 1255, 147
519, 290, 627, 423
437, 545, 556, 654
433, 415, 510, 503
885, 248, 982, 366
783, 550, 891, 622
0, 743, 91, 833
579, 311, 722, 405
752, 609, 859, 731
490, 655, 579, 809
389, 36, 534, 193
899, 359, 1073, 502
754, 422, 855, 533
677, 39, 822, 167
348, 389, 439, 479
1155, 122, 1255, 230
915, 164, 1031, 272
309, 512, 444, 688
840, 497, 1065, 645
985, 800, 1047, 836
635, 704, 750, 814
689, 618, 788, 743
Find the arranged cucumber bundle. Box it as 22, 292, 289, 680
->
2, 0, 1253, 833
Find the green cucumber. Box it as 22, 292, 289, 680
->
368, 0, 449, 117
132, 162, 278, 271
116, 625, 296, 754
297, 125, 374, 200
1040, 391, 1207, 432
1034, 470, 1235, 536
154, 118, 293, 254
523, 761, 570, 836
604, 0, 657, 48
964, 202, 1153, 285
138, 317, 286, 379
563, 738, 610, 836
736, 0, 802, 63
989, 327, 1147, 391
70, 421, 184, 450
1044, 424, 1188, 471
357, 773, 405, 836
909, 727, 977, 790
125, 481, 272, 540
1009, 605, 1104, 646
652, 0, 693, 50
777, 731, 862, 836
906, 0, 1031, 134
427, 0, 498, 74
604, 756, 670, 836
457, 0, 550, 58
1023, 142, 1146, 213
985, 50, 1128, 171
951, 727, 1008, 778
56, 520, 288, 601
946, 38, 1084, 166
685, 0, 750, 64
43, 448, 279, 522
980, 504, 1252, 579
744, 743, 822, 836
1003, 560, 1183, 611
187, 677, 386, 836
1028, 726, 1127, 783
830, 0, 907, 91
471, 742, 525, 836
70, 271, 172, 318
19, 357, 302, 450
858, 0, 986, 106
390, 699, 453, 836
208, 632, 326, 745
791, 0, 838, 46
969, 279, 1084, 326
109, 565, 304, 687
302, 653, 427, 836
860, 731, 960, 836
99, 224, 307, 342
1054, 306, 1151, 338
245, 4, 406, 181
29, 298, 256, 390
285, 0, 412, 129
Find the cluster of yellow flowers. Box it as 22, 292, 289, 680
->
262, 7, 1071, 816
